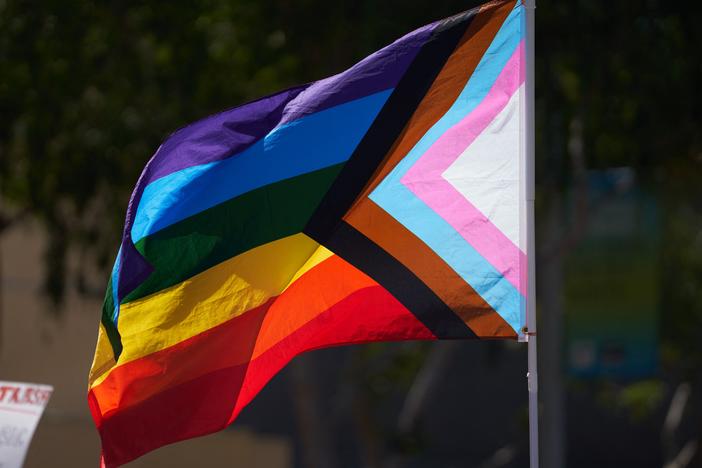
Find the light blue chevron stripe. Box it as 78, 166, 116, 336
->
369, 2, 525, 332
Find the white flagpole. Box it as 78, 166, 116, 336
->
523, 0, 538, 467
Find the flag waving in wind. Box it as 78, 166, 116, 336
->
88, 0, 528, 465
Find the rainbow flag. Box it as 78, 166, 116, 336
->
89, 0, 528, 465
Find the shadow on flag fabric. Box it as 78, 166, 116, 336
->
88, 0, 528, 465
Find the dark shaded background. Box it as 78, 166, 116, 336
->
1, 1, 701, 467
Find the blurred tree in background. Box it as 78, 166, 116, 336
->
1, 1, 701, 467
537, 2, 702, 465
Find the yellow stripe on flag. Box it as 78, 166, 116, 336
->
89, 233, 318, 387
283, 245, 334, 291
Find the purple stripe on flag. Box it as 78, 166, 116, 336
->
115, 20, 438, 303
144, 22, 436, 186
147, 86, 306, 184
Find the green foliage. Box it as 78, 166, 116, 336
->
595, 380, 666, 422
536, 1, 702, 184
660, 203, 702, 376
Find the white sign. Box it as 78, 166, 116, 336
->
0, 381, 53, 468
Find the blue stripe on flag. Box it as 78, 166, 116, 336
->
131, 89, 393, 243
110, 247, 122, 322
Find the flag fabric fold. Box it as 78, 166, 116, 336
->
89, 0, 527, 465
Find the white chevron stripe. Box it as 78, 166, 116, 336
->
441, 84, 523, 251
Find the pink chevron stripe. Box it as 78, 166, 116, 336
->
401, 41, 525, 295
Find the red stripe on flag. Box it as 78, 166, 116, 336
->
93, 284, 433, 466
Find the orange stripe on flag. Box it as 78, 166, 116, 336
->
91, 269, 433, 466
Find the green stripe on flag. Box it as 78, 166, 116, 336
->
121, 163, 343, 304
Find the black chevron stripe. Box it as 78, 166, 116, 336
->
304, 8, 478, 243
323, 222, 476, 339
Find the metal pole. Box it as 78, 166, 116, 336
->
523, 1, 538, 467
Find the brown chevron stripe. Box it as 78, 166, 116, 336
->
344, 0, 517, 338
323, 221, 477, 339
346, 199, 516, 338
304, 5, 477, 243
348, 0, 515, 207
